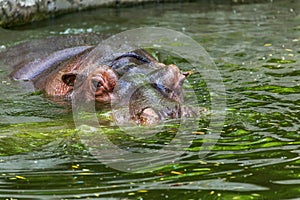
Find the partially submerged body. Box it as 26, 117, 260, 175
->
2, 34, 198, 124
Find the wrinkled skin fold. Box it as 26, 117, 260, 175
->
4, 36, 198, 125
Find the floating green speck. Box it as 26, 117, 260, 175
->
267, 58, 296, 64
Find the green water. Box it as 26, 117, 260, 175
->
0, 1, 300, 199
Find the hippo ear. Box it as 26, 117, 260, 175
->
62, 73, 77, 86
181, 70, 193, 77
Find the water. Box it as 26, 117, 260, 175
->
0, 0, 300, 199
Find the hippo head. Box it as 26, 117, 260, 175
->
60, 49, 192, 124
110, 49, 194, 124
129, 65, 192, 124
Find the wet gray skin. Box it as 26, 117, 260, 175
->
7, 38, 196, 124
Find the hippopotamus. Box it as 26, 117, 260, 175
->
2, 34, 197, 125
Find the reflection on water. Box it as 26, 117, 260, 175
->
0, 0, 300, 199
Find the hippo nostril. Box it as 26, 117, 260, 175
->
138, 107, 160, 125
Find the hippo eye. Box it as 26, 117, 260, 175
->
153, 83, 171, 94
112, 62, 137, 76
151, 83, 181, 102
92, 79, 101, 88
151, 83, 173, 97
122, 63, 136, 71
